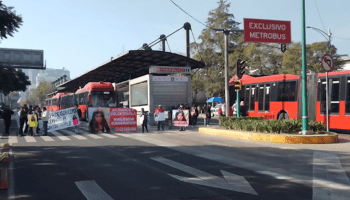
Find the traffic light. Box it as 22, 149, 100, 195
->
234, 80, 242, 91
236, 58, 246, 79
281, 43, 287, 53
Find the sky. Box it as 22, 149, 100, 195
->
2, 0, 350, 79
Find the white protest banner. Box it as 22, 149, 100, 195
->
48, 107, 79, 132
154, 112, 165, 121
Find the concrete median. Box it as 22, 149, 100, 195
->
198, 127, 338, 144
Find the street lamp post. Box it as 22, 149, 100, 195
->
306, 26, 332, 132
212, 28, 244, 117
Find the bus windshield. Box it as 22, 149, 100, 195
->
90, 91, 114, 107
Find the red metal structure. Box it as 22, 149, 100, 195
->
229, 70, 350, 132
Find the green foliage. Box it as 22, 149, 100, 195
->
0, 1, 23, 40
308, 121, 326, 133
219, 117, 325, 134
25, 80, 55, 106
0, 68, 30, 95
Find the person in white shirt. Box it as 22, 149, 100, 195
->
232, 101, 237, 116
41, 107, 50, 136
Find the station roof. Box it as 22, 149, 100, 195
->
57, 50, 205, 92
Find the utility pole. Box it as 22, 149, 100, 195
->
301, 0, 309, 135
306, 26, 332, 132
212, 28, 243, 117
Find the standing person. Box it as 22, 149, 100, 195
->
28, 111, 38, 136
74, 104, 82, 133
178, 104, 185, 131
240, 101, 247, 117
41, 107, 50, 136
221, 103, 226, 116
1, 106, 14, 134
18, 107, 27, 136
23, 104, 29, 134
140, 108, 148, 133
34, 107, 40, 133
232, 101, 237, 116
154, 105, 164, 131
205, 105, 212, 126
191, 105, 198, 126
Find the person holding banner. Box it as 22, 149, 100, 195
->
178, 104, 186, 131
191, 105, 198, 126
41, 107, 49, 136
154, 105, 164, 131
74, 104, 82, 133
28, 111, 38, 136
89, 109, 110, 133
140, 108, 148, 133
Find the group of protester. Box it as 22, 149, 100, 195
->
18, 104, 50, 136
139, 103, 213, 133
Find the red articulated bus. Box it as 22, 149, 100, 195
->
44, 92, 67, 112
74, 81, 115, 121
229, 70, 350, 132
44, 81, 115, 121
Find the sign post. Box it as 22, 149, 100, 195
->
321, 54, 334, 132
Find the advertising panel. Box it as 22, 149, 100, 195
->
149, 66, 191, 74
172, 110, 189, 127
244, 18, 291, 44
48, 107, 79, 132
0, 48, 44, 69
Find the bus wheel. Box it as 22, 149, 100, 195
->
278, 112, 289, 120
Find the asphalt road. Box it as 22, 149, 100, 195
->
0, 116, 349, 200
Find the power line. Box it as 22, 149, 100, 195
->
314, 0, 327, 33
332, 36, 350, 41
170, 0, 208, 27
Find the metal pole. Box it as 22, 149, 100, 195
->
236, 90, 240, 118
224, 30, 230, 117
184, 22, 191, 58
326, 72, 329, 132
301, 0, 309, 134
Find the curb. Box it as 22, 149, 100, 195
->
198, 128, 338, 144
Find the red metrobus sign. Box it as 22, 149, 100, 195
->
244, 18, 291, 44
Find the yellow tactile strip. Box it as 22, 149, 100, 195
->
198, 128, 338, 144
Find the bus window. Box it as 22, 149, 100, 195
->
250, 86, 255, 111
277, 81, 297, 101
319, 80, 326, 114
245, 87, 250, 104
346, 78, 350, 114
265, 84, 270, 111
330, 79, 340, 114
258, 85, 264, 111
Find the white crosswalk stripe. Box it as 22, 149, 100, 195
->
41, 136, 54, 142
50, 131, 71, 141
62, 130, 88, 140
84, 133, 103, 139
24, 136, 36, 143
100, 133, 118, 138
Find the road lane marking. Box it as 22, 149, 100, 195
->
100, 133, 118, 138
61, 129, 87, 140
151, 156, 257, 195
313, 152, 350, 200
75, 180, 113, 200
50, 131, 71, 141
40, 136, 54, 142
24, 136, 36, 143
8, 135, 18, 145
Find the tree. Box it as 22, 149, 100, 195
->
0, 1, 23, 40
0, 2, 27, 95
0, 68, 30, 95
191, 0, 240, 96
25, 80, 54, 106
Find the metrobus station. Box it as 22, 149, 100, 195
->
54, 50, 205, 126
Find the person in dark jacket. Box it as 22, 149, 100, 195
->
140, 108, 148, 133
2, 106, 14, 134
205, 105, 212, 126
74, 104, 82, 133
190, 105, 199, 126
